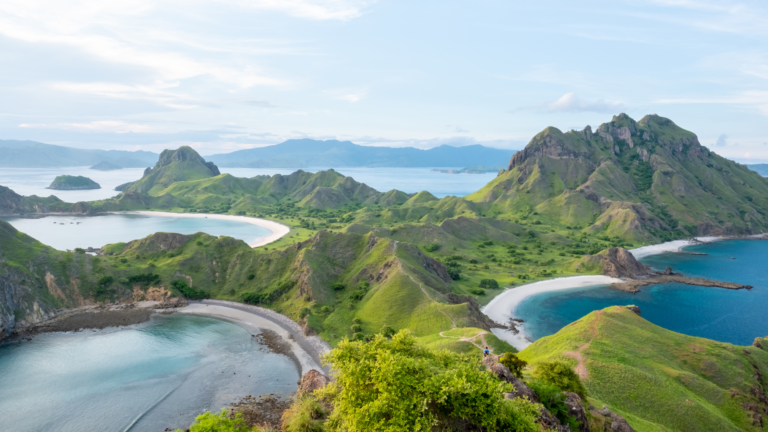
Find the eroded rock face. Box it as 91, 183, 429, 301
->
297, 369, 331, 397
484, 355, 540, 403
124, 232, 191, 253
562, 392, 590, 432
598, 248, 652, 278
589, 406, 635, 432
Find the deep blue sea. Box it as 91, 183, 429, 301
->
516, 240, 768, 346
0, 315, 298, 432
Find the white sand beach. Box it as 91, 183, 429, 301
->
482, 276, 622, 350
178, 300, 331, 375
628, 236, 721, 260
111, 211, 290, 247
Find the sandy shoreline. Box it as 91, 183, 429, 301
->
628, 236, 721, 260
177, 300, 331, 376
110, 211, 290, 247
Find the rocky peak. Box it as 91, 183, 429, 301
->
156, 146, 220, 176
507, 127, 583, 171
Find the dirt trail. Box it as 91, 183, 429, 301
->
563, 310, 602, 380
439, 329, 488, 351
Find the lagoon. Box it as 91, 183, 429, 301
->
0, 314, 299, 432
1, 213, 272, 251
516, 239, 768, 346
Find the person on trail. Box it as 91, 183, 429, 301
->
483, 347, 490, 357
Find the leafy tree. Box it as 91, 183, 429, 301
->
171, 279, 209, 300
499, 352, 527, 378
331, 283, 345, 291
424, 243, 440, 252
532, 361, 586, 398
97, 275, 114, 288
479, 279, 499, 289
380, 325, 396, 338
317, 330, 540, 431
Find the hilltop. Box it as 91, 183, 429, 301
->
519, 305, 768, 431
466, 114, 768, 242
0, 139, 157, 168
207, 139, 514, 168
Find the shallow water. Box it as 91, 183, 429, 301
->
0, 314, 298, 432
1, 213, 271, 251
0, 166, 497, 202
516, 240, 768, 346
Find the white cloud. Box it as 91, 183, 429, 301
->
221, 0, 372, 21
656, 90, 768, 117
538, 93, 626, 114
50, 82, 204, 109
326, 88, 368, 103
715, 134, 728, 147
19, 120, 154, 133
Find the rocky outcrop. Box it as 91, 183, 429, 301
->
589, 405, 634, 432
297, 369, 331, 397
595, 248, 653, 278
508, 128, 586, 171
114, 181, 134, 192
563, 392, 590, 432
124, 232, 191, 253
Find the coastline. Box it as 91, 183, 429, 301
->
110, 211, 290, 247
481, 276, 622, 350
177, 300, 331, 376
483, 234, 768, 351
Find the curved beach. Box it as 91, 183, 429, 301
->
482, 276, 622, 350
177, 300, 331, 375
111, 211, 290, 247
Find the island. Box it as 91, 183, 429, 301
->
432, 165, 504, 174
47, 175, 101, 190
90, 161, 122, 171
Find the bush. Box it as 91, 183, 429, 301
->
317, 331, 540, 431
174, 409, 252, 432
171, 279, 209, 300
468, 258, 478, 264
424, 243, 440, 252
331, 283, 345, 291
470, 288, 486, 296
349, 290, 366, 301
97, 275, 114, 288
447, 268, 461, 280
532, 361, 586, 398
498, 352, 527, 378
528, 380, 582, 431
358, 280, 370, 289
380, 325, 396, 338
281, 396, 327, 432
247, 273, 255, 280
299, 307, 311, 319
75, 248, 86, 254
479, 279, 499, 289
350, 324, 362, 333
127, 273, 160, 285
119, 258, 128, 263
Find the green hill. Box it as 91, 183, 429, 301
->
124, 146, 221, 195
48, 175, 101, 190
518, 306, 768, 431
466, 114, 768, 242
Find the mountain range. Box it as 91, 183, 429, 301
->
206, 139, 514, 168
0, 140, 158, 168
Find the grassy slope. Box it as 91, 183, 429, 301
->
519, 306, 768, 432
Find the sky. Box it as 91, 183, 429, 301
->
0, 0, 767, 162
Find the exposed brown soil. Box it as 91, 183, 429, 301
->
612, 274, 752, 293
228, 393, 293, 429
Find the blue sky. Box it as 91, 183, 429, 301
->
0, 0, 767, 162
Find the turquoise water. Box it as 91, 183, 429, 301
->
1, 214, 271, 251
516, 240, 768, 346
0, 315, 299, 432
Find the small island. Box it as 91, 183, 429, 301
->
48, 175, 101, 190
90, 161, 122, 171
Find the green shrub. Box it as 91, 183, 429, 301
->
350, 324, 362, 333
174, 409, 252, 432
171, 279, 209, 300
380, 325, 396, 338
127, 273, 160, 285
424, 243, 440, 252
75, 248, 85, 254
331, 283, 345, 291
247, 274, 255, 280
479, 279, 499, 289
532, 361, 586, 398
119, 258, 128, 263
470, 288, 486, 296
299, 307, 311, 319
468, 258, 478, 264
358, 280, 370, 289
528, 380, 581, 431
498, 352, 527, 378
447, 268, 461, 280
281, 396, 327, 432
317, 330, 540, 431
97, 276, 114, 288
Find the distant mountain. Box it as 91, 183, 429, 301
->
748, 164, 768, 176
206, 139, 515, 168
90, 161, 121, 171
0, 140, 158, 168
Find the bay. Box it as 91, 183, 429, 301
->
1, 214, 271, 251
515, 239, 768, 346
0, 314, 299, 432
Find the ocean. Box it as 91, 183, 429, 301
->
0, 166, 498, 203
516, 239, 768, 346
0, 314, 299, 432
